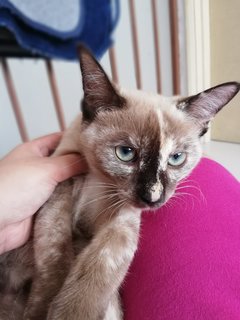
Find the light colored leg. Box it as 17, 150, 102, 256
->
47, 208, 141, 320
104, 293, 123, 320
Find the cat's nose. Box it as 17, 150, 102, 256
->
137, 182, 163, 206
139, 193, 161, 206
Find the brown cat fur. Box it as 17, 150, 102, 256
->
0, 47, 239, 320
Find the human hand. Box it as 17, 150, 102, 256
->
0, 133, 87, 254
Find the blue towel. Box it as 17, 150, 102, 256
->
0, 0, 120, 60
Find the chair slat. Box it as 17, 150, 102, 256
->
128, 0, 142, 89
108, 46, 119, 84
151, 0, 162, 94
169, 0, 181, 95
45, 60, 66, 131
1, 59, 29, 142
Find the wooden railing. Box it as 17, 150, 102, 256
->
0, 0, 182, 145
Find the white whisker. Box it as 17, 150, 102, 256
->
175, 183, 206, 205
93, 198, 125, 223
107, 199, 126, 223
80, 192, 118, 209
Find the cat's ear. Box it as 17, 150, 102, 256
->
177, 82, 240, 136
78, 45, 125, 121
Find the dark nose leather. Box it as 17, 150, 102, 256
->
139, 194, 160, 205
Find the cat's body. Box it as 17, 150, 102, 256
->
0, 47, 239, 319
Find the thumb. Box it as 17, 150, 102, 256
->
49, 154, 88, 182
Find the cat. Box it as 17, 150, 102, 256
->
0, 45, 239, 320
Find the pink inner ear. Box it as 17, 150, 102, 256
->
179, 82, 240, 123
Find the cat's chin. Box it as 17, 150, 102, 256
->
130, 192, 174, 211
131, 200, 165, 211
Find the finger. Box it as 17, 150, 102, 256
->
32, 132, 63, 156
0, 218, 32, 254
49, 154, 88, 182
1, 132, 63, 161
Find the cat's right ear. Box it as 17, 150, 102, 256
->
78, 45, 125, 121
176, 82, 240, 136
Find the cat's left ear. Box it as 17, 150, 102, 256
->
177, 82, 240, 136
78, 45, 125, 121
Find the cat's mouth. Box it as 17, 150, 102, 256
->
135, 200, 164, 210
126, 190, 175, 210
118, 188, 174, 210
129, 196, 166, 210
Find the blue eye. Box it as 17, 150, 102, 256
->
115, 146, 137, 162
168, 152, 187, 167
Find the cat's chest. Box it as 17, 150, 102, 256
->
71, 174, 141, 256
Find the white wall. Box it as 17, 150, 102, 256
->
0, 0, 186, 157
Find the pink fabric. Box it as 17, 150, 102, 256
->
122, 158, 240, 320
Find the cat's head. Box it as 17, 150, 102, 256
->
78, 46, 240, 210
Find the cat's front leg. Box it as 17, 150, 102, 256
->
104, 292, 123, 320
47, 207, 141, 320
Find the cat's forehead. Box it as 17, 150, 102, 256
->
120, 88, 174, 113
118, 88, 194, 140
89, 88, 196, 148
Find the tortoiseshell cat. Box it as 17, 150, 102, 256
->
0, 46, 239, 320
